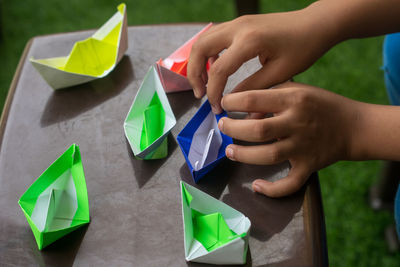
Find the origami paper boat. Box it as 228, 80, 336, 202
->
124, 66, 176, 160
156, 23, 212, 93
181, 181, 251, 265
18, 144, 90, 250
30, 3, 128, 89
177, 100, 232, 182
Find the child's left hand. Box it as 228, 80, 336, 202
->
218, 82, 362, 197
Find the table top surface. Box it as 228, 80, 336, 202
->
0, 24, 326, 267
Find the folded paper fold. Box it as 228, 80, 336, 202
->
30, 3, 128, 89
140, 93, 166, 151
177, 100, 232, 182
124, 66, 176, 160
181, 181, 251, 265
156, 23, 212, 93
18, 144, 90, 250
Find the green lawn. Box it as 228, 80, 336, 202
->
1, 0, 399, 266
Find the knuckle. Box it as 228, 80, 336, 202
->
191, 39, 200, 52
233, 15, 261, 42
235, 15, 251, 24
238, 29, 261, 44
210, 62, 227, 77
268, 147, 281, 163
254, 121, 267, 141
191, 37, 207, 54
291, 88, 311, 106
243, 93, 257, 110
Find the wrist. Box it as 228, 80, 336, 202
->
305, 0, 400, 41
301, 1, 346, 47
345, 101, 370, 161
347, 103, 400, 161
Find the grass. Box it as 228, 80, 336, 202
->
1, 0, 399, 265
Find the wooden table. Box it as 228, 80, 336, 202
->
0, 24, 328, 266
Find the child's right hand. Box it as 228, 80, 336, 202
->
188, 3, 339, 114
188, 0, 400, 115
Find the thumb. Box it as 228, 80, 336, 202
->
251, 165, 310, 198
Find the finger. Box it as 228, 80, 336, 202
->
251, 165, 310, 198
209, 55, 219, 66
222, 89, 288, 113
201, 55, 220, 86
231, 59, 290, 93
188, 55, 208, 98
225, 141, 292, 165
207, 43, 257, 114
201, 67, 208, 86
271, 80, 296, 89
218, 116, 291, 142
188, 28, 230, 99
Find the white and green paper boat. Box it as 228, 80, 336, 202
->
181, 181, 251, 265
18, 144, 90, 250
124, 66, 176, 160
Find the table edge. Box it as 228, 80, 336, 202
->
0, 38, 33, 152
303, 173, 329, 266
22, 22, 213, 39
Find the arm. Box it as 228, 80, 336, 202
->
188, 0, 400, 113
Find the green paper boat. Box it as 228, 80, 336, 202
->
181, 181, 251, 265
18, 144, 90, 250
124, 66, 176, 160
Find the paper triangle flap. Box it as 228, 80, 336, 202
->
191, 237, 247, 265
156, 64, 192, 93
140, 93, 166, 150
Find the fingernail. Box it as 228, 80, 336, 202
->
193, 89, 199, 98
253, 182, 261, 192
218, 119, 224, 131
226, 147, 234, 160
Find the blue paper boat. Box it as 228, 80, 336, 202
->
177, 100, 233, 182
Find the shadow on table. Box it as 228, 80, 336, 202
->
179, 158, 232, 200
35, 224, 89, 267
222, 161, 303, 242
186, 248, 253, 267
255, 257, 308, 267
127, 134, 178, 188
40, 56, 134, 127
167, 90, 202, 121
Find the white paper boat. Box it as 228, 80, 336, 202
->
181, 181, 251, 265
124, 66, 176, 159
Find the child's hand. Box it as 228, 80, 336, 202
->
188, 0, 400, 115
218, 82, 362, 197
188, 8, 337, 114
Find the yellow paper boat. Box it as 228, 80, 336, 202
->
30, 3, 128, 89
